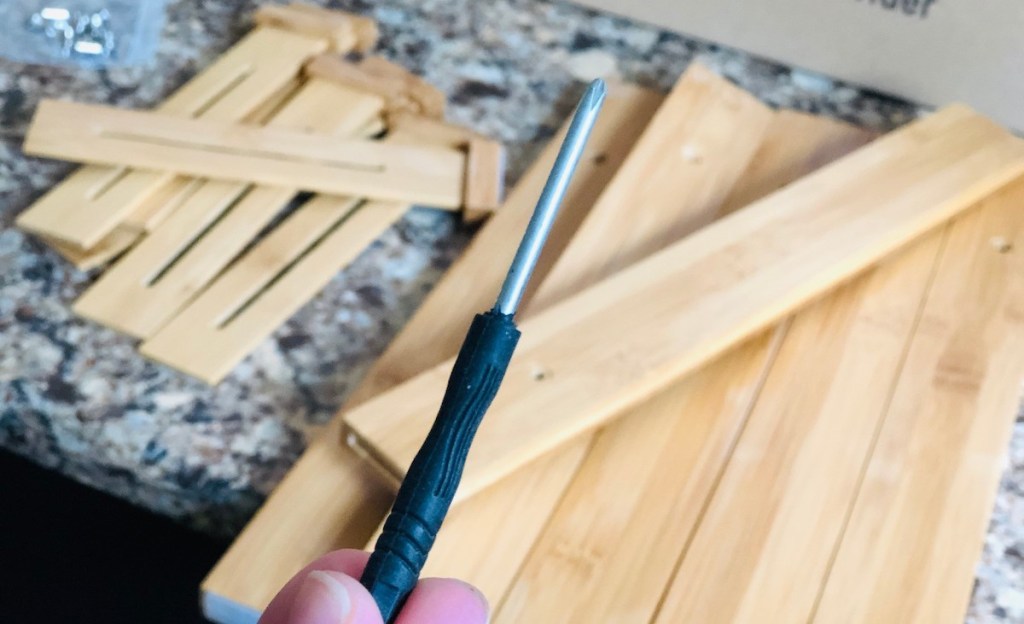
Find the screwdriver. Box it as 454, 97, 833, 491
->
359, 79, 607, 622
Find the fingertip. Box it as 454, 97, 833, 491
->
258, 549, 373, 624
395, 578, 490, 624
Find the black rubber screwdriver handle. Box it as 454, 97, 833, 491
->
360, 309, 520, 622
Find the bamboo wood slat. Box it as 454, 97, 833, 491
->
811, 180, 1024, 623
25, 99, 467, 209
199, 82, 663, 618
343, 104, 1024, 503
15, 27, 328, 251
490, 111, 875, 621
72, 80, 385, 339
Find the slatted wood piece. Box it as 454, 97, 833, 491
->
348, 82, 664, 405
811, 179, 1024, 623
343, 105, 1024, 502
253, 2, 378, 52
405, 63, 774, 597
199, 82, 663, 622
15, 27, 328, 251
525, 63, 773, 313
42, 77, 306, 271
25, 100, 466, 209
493, 113, 875, 622
305, 55, 446, 120
648, 233, 942, 624
140, 197, 406, 384
72, 80, 385, 339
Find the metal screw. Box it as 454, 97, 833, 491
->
26, 6, 116, 60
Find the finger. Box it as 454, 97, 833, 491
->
288, 569, 384, 624
259, 549, 370, 624
394, 578, 489, 624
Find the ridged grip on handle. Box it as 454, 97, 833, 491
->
361, 310, 520, 621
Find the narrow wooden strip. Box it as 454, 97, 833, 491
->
717, 109, 876, 215
253, 3, 378, 52
25, 100, 466, 209
386, 112, 490, 146
360, 57, 446, 119
140, 198, 406, 384
45, 229, 140, 271
495, 111, 875, 622
199, 82, 663, 619
498, 329, 782, 623
409, 65, 774, 600
16, 28, 327, 249
305, 55, 443, 119
462, 139, 506, 221
812, 179, 1024, 623
344, 105, 1024, 502
348, 82, 664, 405
72, 81, 384, 339
523, 62, 773, 315
652, 232, 942, 623
48, 78, 307, 271
280, 2, 379, 51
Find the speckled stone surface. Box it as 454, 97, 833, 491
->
0, 1, 1020, 621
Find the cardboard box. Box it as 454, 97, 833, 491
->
574, 0, 1024, 131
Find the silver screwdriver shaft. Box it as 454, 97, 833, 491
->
493, 78, 607, 316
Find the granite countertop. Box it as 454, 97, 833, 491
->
0, 0, 1020, 620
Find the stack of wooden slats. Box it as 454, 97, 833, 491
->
16, 3, 504, 385
201, 57, 1024, 623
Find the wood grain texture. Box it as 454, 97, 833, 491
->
72, 80, 384, 339
16, 28, 326, 250
253, 3, 378, 52
497, 330, 782, 623
495, 111, 875, 623
140, 198, 406, 384
525, 62, 773, 314
347, 82, 665, 406
25, 99, 466, 209
305, 55, 445, 119
653, 232, 943, 623
462, 139, 507, 221
344, 105, 1024, 502
200, 82, 662, 618
45, 77, 306, 271
812, 178, 1024, 624
412, 64, 775, 602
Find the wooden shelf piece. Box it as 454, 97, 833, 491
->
72, 80, 385, 339
25, 99, 466, 210
199, 82, 664, 621
16, 27, 328, 251
343, 104, 1024, 504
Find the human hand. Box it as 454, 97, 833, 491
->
258, 549, 489, 624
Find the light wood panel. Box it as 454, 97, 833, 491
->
410, 64, 774, 599
199, 82, 663, 621
652, 233, 942, 623
45, 77, 306, 271
494, 111, 875, 622
72, 81, 385, 338
343, 105, 1024, 502
812, 178, 1024, 623
348, 82, 665, 405
253, 2, 378, 52
524, 62, 772, 313
497, 329, 782, 623
16, 28, 327, 250
306, 55, 445, 119
140, 198, 406, 384
25, 99, 466, 209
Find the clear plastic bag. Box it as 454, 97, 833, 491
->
0, 0, 167, 68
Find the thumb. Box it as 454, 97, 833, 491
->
287, 570, 384, 624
